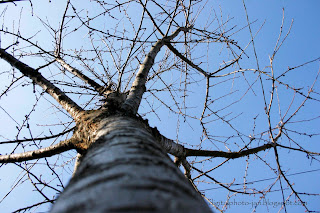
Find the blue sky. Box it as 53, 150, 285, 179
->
0, 0, 319, 212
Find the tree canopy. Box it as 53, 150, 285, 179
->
0, 0, 319, 212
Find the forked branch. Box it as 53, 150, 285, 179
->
122, 27, 191, 114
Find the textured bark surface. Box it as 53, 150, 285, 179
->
122, 27, 190, 114
51, 115, 211, 213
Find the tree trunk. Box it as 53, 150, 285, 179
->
50, 115, 211, 212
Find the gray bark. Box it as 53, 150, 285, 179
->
51, 115, 211, 213
122, 27, 190, 114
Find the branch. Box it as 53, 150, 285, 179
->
153, 123, 275, 159
0, 49, 83, 119
0, 128, 74, 144
165, 43, 209, 77
12, 200, 55, 213
157, 135, 186, 157
0, 139, 74, 163
122, 27, 190, 114
186, 143, 274, 158
0, 0, 25, 4
276, 143, 320, 156
192, 166, 259, 195
154, 129, 275, 159
55, 0, 70, 57
138, 0, 209, 78
54, 1, 107, 95
56, 57, 106, 95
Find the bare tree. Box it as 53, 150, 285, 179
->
0, 0, 319, 212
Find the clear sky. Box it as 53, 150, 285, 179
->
0, 1, 319, 212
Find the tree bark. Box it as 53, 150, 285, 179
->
50, 115, 211, 212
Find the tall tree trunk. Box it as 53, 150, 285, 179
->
50, 115, 211, 212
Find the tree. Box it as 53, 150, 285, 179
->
0, 0, 319, 212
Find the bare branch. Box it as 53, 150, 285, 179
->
56, 57, 106, 95
0, 0, 25, 4
55, 0, 70, 57
0, 139, 74, 163
166, 43, 209, 77
155, 130, 278, 160
0, 128, 74, 144
122, 27, 191, 114
185, 143, 274, 158
12, 200, 55, 213
0, 49, 83, 119
155, 132, 186, 157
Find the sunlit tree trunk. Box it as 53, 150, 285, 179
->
50, 115, 211, 213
